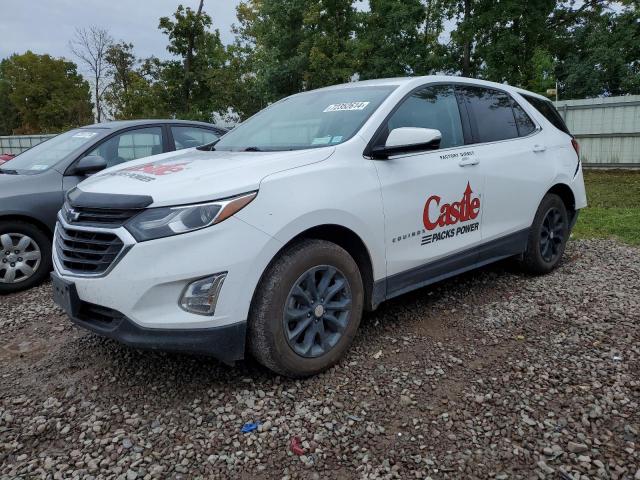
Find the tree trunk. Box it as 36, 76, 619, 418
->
462, 0, 472, 77
95, 76, 101, 123
184, 0, 204, 112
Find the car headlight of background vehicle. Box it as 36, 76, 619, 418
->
126, 191, 257, 241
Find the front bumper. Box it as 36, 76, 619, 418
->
53, 213, 284, 360
52, 272, 246, 364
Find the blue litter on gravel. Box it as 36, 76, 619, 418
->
241, 421, 261, 433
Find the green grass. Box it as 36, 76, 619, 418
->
571, 170, 640, 245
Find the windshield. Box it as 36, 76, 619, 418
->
1, 129, 103, 174
213, 86, 396, 152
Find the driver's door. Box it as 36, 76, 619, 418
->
63, 126, 165, 191
372, 84, 484, 294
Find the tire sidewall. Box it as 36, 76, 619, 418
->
0, 222, 52, 294
251, 241, 364, 377
527, 194, 569, 273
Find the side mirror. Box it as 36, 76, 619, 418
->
371, 127, 442, 159
72, 155, 107, 176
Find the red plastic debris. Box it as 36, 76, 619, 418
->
289, 436, 304, 456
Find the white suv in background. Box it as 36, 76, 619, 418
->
52, 76, 587, 378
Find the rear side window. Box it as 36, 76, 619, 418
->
171, 126, 220, 150
521, 95, 571, 135
384, 84, 464, 149
456, 86, 519, 143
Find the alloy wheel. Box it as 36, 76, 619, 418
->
283, 265, 352, 358
0, 233, 42, 284
540, 207, 564, 263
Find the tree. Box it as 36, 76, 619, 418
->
444, 0, 556, 88
233, 0, 361, 108
555, 3, 640, 98
158, 1, 230, 119
445, 0, 477, 76
300, 0, 358, 89
356, 0, 446, 80
0, 52, 93, 134
233, 0, 310, 104
69, 26, 113, 122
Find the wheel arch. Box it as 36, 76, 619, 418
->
546, 183, 577, 221
254, 224, 379, 312
0, 214, 53, 239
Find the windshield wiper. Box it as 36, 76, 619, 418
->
241, 147, 264, 152
196, 139, 220, 151
0, 168, 18, 175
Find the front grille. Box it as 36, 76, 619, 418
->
63, 203, 140, 227
55, 226, 124, 274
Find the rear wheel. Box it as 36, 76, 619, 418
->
248, 239, 364, 378
0, 222, 52, 295
521, 194, 569, 274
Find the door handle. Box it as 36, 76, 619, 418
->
458, 157, 479, 167
533, 144, 547, 153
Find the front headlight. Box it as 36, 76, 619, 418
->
126, 191, 257, 242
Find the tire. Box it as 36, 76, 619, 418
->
248, 239, 364, 378
0, 221, 52, 295
521, 194, 569, 275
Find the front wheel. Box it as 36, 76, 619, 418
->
0, 221, 52, 294
248, 239, 364, 378
521, 194, 569, 274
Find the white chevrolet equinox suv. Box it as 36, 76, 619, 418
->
52, 76, 587, 377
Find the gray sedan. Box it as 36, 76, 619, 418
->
0, 119, 226, 294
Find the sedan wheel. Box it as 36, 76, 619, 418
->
0, 233, 42, 284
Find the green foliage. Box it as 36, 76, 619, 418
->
446, 0, 557, 89
572, 171, 640, 245
356, 0, 439, 79
301, 0, 358, 89
158, 3, 231, 120
2, 1, 639, 128
104, 45, 170, 120
556, 6, 640, 99
0, 51, 93, 134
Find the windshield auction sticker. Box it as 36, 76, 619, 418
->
323, 102, 370, 113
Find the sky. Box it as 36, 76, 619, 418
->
0, 0, 243, 64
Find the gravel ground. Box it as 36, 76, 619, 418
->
0, 239, 639, 480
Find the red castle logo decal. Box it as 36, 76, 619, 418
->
423, 182, 481, 231
124, 162, 189, 176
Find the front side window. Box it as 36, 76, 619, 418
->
458, 86, 519, 143
172, 126, 220, 150
85, 127, 163, 168
1, 129, 104, 174
213, 86, 396, 152
382, 84, 464, 149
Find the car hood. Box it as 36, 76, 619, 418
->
77, 147, 335, 207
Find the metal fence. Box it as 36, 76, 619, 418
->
0, 134, 55, 155
556, 95, 640, 167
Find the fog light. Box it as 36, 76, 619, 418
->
179, 272, 227, 316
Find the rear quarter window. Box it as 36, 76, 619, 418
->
521, 95, 571, 135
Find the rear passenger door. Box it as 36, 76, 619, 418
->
456, 85, 547, 242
